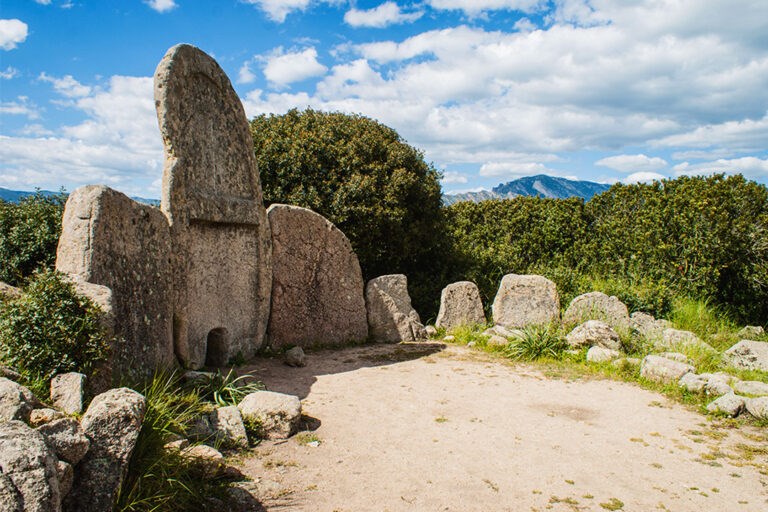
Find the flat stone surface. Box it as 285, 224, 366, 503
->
50, 373, 85, 416
210, 406, 248, 449
267, 204, 367, 349
586, 346, 621, 363
734, 380, 768, 397
0, 377, 38, 423
640, 355, 695, 383
706, 393, 746, 417
566, 320, 621, 350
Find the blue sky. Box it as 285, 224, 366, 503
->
1, 0, 767, 198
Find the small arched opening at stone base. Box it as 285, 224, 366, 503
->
205, 327, 231, 367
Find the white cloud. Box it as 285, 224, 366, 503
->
0, 19, 29, 51
262, 47, 327, 87
39, 73, 93, 98
344, 2, 423, 28
34, 0, 52, 4
0, 97, 40, 120
479, 161, 553, 178
596, 154, 668, 173
145, 0, 177, 13
426, 0, 545, 16
623, 171, 667, 184
241, 0, 312, 23
238, 62, 257, 84
655, 113, 768, 153
673, 157, 768, 180
0, 75, 164, 197
441, 171, 468, 184
1, 66, 18, 79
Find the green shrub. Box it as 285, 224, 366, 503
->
186, 369, 264, 407
0, 191, 66, 286
251, 108, 448, 317
0, 269, 109, 381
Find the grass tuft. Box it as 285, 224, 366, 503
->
504, 324, 568, 361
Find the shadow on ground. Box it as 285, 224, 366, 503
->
237, 342, 446, 399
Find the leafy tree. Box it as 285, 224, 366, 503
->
0, 191, 66, 286
251, 108, 448, 317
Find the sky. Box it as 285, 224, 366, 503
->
1, 0, 767, 198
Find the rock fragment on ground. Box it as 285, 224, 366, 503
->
733, 380, 768, 396
706, 393, 746, 417
586, 346, 621, 363
745, 396, 768, 419
29, 408, 65, 428
566, 320, 621, 350
35, 418, 89, 465
630, 312, 670, 341
210, 406, 249, 449
0, 377, 39, 423
640, 355, 694, 383
285, 346, 306, 367
724, 340, 768, 371
737, 325, 765, 339
238, 391, 301, 440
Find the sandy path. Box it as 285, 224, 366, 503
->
237, 343, 767, 512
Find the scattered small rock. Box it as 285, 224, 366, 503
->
640, 355, 694, 383
679, 373, 708, 393
28, 408, 65, 428
163, 438, 190, 452
586, 346, 621, 363
658, 329, 714, 352
745, 396, 768, 420
50, 373, 86, 415
209, 406, 249, 449
284, 346, 306, 367
724, 340, 768, 372
238, 391, 302, 440
566, 320, 621, 350
486, 334, 508, 348
181, 444, 225, 478
733, 380, 768, 397
425, 325, 438, 338
630, 312, 670, 341
658, 352, 691, 364
706, 393, 746, 417
737, 325, 765, 339
0, 377, 39, 423
443, 335, 456, 342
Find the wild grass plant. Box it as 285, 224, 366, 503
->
503, 324, 569, 361
187, 368, 265, 407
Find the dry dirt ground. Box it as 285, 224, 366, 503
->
235, 343, 768, 512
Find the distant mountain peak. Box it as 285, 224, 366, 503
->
444, 175, 610, 205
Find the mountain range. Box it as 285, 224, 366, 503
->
0, 187, 159, 206
443, 175, 611, 205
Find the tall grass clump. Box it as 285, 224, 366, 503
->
117, 371, 227, 512
504, 324, 568, 361
187, 369, 265, 407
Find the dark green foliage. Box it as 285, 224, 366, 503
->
251, 108, 448, 316
445, 197, 587, 309
446, 174, 768, 324
0, 191, 66, 286
0, 269, 109, 381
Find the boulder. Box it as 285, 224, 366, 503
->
238, 391, 301, 440
566, 320, 621, 350
209, 406, 248, 449
679, 373, 708, 393
640, 355, 694, 383
562, 291, 630, 331
630, 312, 670, 340
50, 373, 86, 416
733, 380, 768, 397
365, 275, 425, 343
35, 418, 89, 466
155, 44, 272, 369
486, 334, 509, 348
435, 281, 486, 331
64, 388, 146, 512
284, 346, 306, 368
266, 204, 368, 348
425, 325, 438, 338
0, 377, 38, 423
29, 409, 64, 428
586, 346, 621, 363
703, 374, 733, 397
745, 396, 768, 420
56, 186, 174, 380
0, 420, 61, 512
737, 325, 765, 339
724, 340, 768, 371
706, 393, 746, 417
491, 274, 559, 329
658, 329, 714, 352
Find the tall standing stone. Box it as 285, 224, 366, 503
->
56, 185, 174, 380
266, 204, 368, 348
155, 44, 272, 369
491, 274, 560, 328
435, 281, 486, 331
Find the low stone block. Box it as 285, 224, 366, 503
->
566, 320, 621, 350
586, 346, 621, 363
209, 406, 248, 449
640, 355, 695, 383
724, 340, 768, 372
706, 393, 746, 417
491, 274, 559, 329
745, 396, 768, 420
36, 418, 89, 466
238, 391, 301, 440
733, 380, 768, 397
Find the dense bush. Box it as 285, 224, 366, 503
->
0, 269, 109, 381
0, 191, 66, 286
251, 108, 448, 317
